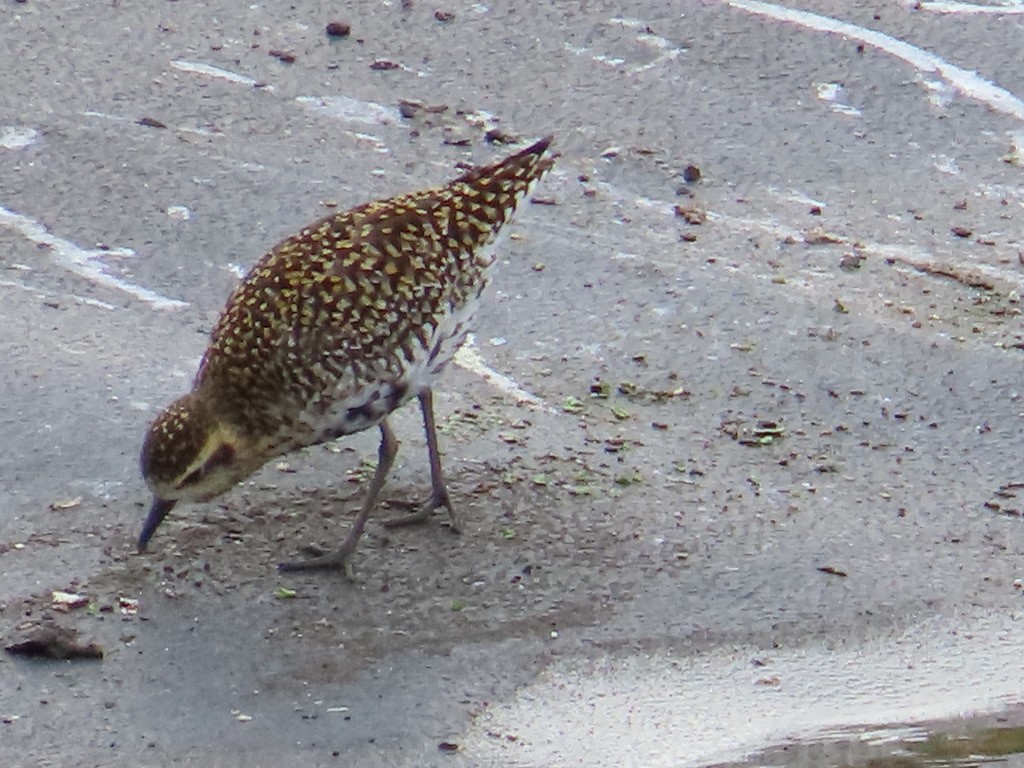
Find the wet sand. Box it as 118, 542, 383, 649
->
2, 1, 1024, 766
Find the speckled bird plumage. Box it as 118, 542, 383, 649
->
139, 136, 554, 573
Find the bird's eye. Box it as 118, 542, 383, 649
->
176, 444, 236, 489
206, 443, 236, 469
178, 468, 203, 488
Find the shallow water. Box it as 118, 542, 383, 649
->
726, 714, 1024, 768
465, 612, 1024, 768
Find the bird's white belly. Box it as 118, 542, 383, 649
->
295, 301, 479, 445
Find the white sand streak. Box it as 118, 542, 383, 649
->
170, 60, 271, 89
914, 1, 1024, 14
454, 335, 552, 411
0, 205, 186, 309
727, 0, 1024, 122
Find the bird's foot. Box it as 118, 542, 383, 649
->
382, 488, 461, 534
278, 542, 357, 579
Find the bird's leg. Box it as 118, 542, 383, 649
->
383, 389, 461, 533
279, 419, 398, 577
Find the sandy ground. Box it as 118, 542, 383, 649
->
2, 0, 1024, 766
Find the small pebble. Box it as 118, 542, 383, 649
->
325, 21, 351, 37
484, 127, 519, 144
839, 252, 864, 271
398, 101, 420, 119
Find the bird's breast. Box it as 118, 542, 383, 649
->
288, 297, 480, 447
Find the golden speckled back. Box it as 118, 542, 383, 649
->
195, 137, 553, 444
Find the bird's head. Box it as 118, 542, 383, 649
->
138, 392, 253, 552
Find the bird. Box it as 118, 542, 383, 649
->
138, 136, 555, 576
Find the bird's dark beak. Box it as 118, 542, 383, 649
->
138, 497, 176, 553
